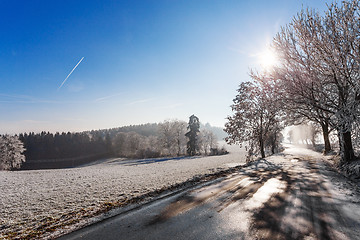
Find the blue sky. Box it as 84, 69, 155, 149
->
0, 0, 329, 134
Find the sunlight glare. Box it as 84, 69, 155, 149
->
259, 49, 277, 70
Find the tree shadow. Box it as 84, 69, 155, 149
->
146, 158, 359, 239
80, 156, 201, 167
250, 161, 357, 239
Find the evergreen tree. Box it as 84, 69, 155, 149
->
185, 115, 200, 156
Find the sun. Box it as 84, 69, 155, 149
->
259, 49, 277, 70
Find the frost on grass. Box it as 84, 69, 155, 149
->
0, 148, 246, 239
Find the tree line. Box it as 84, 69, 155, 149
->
18, 131, 111, 161
99, 118, 222, 159
225, 0, 360, 164
0, 119, 225, 170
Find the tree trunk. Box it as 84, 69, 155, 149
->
259, 114, 265, 158
177, 139, 181, 156
259, 138, 265, 158
271, 143, 275, 155
320, 122, 331, 154
271, 134, 277, 155
339, 130, 355, 163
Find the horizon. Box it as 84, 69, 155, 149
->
9, 120, 225, 135
0, 0, 329, 134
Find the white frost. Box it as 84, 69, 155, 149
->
0, 147, 246, 239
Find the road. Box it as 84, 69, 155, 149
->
58, 145, 360, 240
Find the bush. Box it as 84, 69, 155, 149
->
210, 147, 229, 156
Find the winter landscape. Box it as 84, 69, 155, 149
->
2, 0, 360, 239
1, 144, 247, 239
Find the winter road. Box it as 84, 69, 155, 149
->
58, 145, 360, 240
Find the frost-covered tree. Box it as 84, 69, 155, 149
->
172, 120, 187, 156
0, 135, 26, 170
185, 115, 200, 156
199, 129, 218, 155
271, 0, 360, 162
353, 122, 360, 154
225, 79, 283, 160
112, 132, 161, 158
112, 132, 127, 157
288, 123, 320, 147
159, 120, 187, 156
318, 0, 360, 162
268, 10, 334, 153
270, 64, 334, 153
158, 120, 176, 156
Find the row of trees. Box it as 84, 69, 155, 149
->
112, 118, 220, 158
19, 131, 111, 161
16, 124, 161, 163
226, 0, 360, 164
0, 119, 222, 170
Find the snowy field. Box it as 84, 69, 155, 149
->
0, 144, 247, 239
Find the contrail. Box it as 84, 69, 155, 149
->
58, 57, 84, 90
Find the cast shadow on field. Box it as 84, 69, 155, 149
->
80, 156, 201, 167
109, 156, 201, 166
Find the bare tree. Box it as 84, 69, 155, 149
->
172, 120, 187, 156
112, 132, 126, 157
159, 120, 176, 156
199, 129, 218, 155
353, 121, 360, 155
159, 120, 187, 156
225, 79, 283, 160
271, 0, 360, 162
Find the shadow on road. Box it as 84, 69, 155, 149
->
58, 145, 360, 240
147, 156, 358, 240
251, 159, 355, 240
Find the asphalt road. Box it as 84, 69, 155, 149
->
58, 145, 360, 240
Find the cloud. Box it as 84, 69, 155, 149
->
126, 98, 154, 105
227, 46, 247, 55
0, 93, 87, 104
0, 93, 36, 100
94, 93, 123, 103
62, 118, 86, 122
0, 119, 52, 134
67, 82, 84, 92
155, 103, 183, 110
58, 57, 84, 90
0, 94, 47, 103
22, 119, 51, 124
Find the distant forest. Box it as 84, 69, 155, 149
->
18, 122, 227, 169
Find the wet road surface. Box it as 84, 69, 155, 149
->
58, 145, 360, 240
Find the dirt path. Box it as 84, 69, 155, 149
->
59, 145, 360, 240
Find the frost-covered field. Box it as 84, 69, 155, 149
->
0, 145, 246, 239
